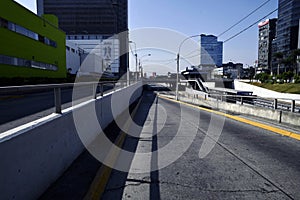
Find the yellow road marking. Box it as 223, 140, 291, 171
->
84, 132, 127, 200
158, 95, 300, 141
84, 98, 142, 200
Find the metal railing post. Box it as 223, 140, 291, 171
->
291, 100, 295, 112
241, 97, 244, 105
279, 110, 282, 123
93, 83, 97, 99
274, 99, 278, 110
54, 88, 61, 114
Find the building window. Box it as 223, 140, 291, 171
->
49, 40, 57, 47
0, 54, 58, 71
0, 18, 8, 28
0, 17, 57, 48
38, 35, 45, 43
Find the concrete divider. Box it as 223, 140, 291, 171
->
0, 82, 143, 200
177, 91, 300, 127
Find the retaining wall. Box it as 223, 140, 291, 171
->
0, 82, 143, 200
179, 90, 300, 127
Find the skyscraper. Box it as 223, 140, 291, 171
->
258, 18, 277, 73
275, 0, 300, 56
199, 34, 223, 67
37, 0, 128, 77
37, 0, 127, 35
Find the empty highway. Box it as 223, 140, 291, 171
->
101, 90, 300, 200
38, 88, 300, 200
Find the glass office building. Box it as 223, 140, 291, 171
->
276, 0, 300, 55
37, 0, 127, 35
199, 34, 223, 67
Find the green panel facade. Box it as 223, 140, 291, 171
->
0, 0, 66, 78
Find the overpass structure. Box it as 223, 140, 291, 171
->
0, 80, 300, 199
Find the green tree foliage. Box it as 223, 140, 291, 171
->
249, 67, 255, 82
255, 73, 270, 83
294, 75, 300, 83
274, 52, 284, 75
282, 71, 294, 83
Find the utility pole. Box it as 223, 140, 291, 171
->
176, 53, 179, 101
176, 34, 201, 101
135, 53, 138, 81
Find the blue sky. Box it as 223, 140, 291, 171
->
128, 0, 278, 65
14, 0, 278, 73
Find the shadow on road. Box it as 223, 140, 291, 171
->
102, 88, 163, 199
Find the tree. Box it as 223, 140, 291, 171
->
291, 49, 300, 75
282, 57, 293, 73
282, 71, 294, 83
294, 75, 300, 83
249, 67, 255, 83
276, 74, 284, 84
274, 52, 283, 75
255, 73, 270, 83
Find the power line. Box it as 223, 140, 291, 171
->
146, 0, 275, 65
181, 7, 278, 60
163, 60, 177, 65
217, 0, 271, 38
182, 48, 200, 58
148, 58, 176, 63
183, 53, 201, 60
223, 8, 278, 43
181, 0, 272, 58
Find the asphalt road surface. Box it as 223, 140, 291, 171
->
102, 91, 300, 200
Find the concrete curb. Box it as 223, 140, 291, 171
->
83, 96, 143, 200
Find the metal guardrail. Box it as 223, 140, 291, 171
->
144, 81, 300, 114
207, 93, 300, 113
0, 80, 129, 114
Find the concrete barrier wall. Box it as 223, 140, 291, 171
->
178, 92, 300, 127
0, 82, 143, 200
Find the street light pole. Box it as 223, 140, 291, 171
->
135, 53, 138, 81
127, 64, 130, 86
129, 40, 137, 83
176, 53, 180, 100
139, 54, 151, 79
176, 34, 201, 101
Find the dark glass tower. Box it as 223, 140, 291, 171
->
276, 0, 300, 55
37, 0, 127, 35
